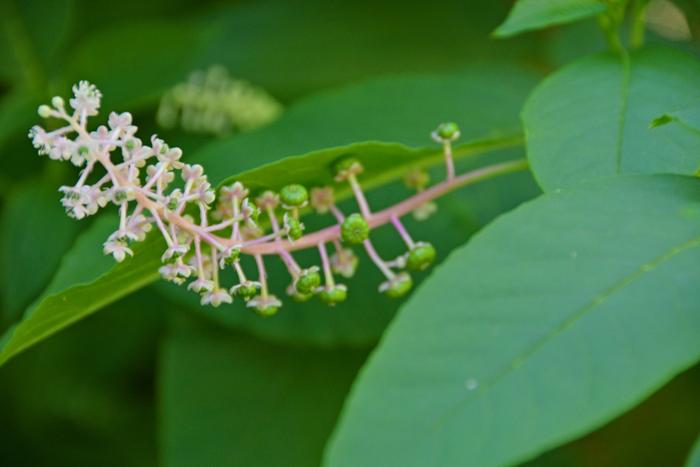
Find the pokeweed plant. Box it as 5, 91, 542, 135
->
28, 82, 525, 316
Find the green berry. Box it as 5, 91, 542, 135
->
280, 184, 309, 207
223, 247, 241, 266
319, 285, 347, 305
291, 291, 313, 302
285, 216, 305, 240
235, 284, 258, 300
255, 305, 279, 317
296, 269, 321, 294
406, 243, 436, 271
341, 213, 369, 245
436, 122, 460, 140
384, 272, 413, 298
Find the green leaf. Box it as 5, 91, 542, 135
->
523, 46, 700, 191
57, 19, 209, 109
493, 0, 607, 38
325, 175, 700, 467
160, 317, 368, 467
688, 434, 700, 467
0, 67, 538, 365
0, 215, 162, 366
195, 66, 538, 185
0, 179, 80, 322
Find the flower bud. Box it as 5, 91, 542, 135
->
380, 272, 413, 298
434, 122, 460, 142
341, 213, 369, 245
404, 168, 430, 190
333, 157, 364, 181
51, 96, 65, 109
319, 285, 347, 305
280, 184, 309, 208
38, 105, 52, 118
406, 242, 436, 271
296, 268, 321, 294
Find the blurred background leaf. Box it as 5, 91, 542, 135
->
159, 315, 368, 467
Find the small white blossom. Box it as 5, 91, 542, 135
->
201, 288, 233, 307
103, 238, 133, 262
70, 81, 102, 116
188, 277, 215, 294
247, 294, 282, 311
159, 261, 193, 285
161, 244, 189, 262
124, 214, 153, 241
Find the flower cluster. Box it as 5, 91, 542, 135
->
31, 82, 525, 316
156, 65, 283, 135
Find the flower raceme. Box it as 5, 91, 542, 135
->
29, 81, 527, 316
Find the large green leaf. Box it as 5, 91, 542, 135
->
0, 216, 162, 366
159, 317, 368, 467
0, 178, 80, 323
325, 175, 700, 467
0, 68, 538, 365
523, 46, 700, 191
493, 0, 607, 38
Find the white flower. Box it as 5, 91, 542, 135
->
188, 277, 215, 294
108, 111, 137, 137
159, 261, 193, 284
331, 248, 358, 278
181, 164, 205, 183
103, 238, 133, 262
161, 244, 189, 262
158, 146, 184, 169
246, 294, 282, 310
219, 181, 248, 201
70, 80, 102, 116
201, 288, 233, 307
412, 201, 437, 221
28, 126, 53, 155
194, 182, 215, 205
125, 214, 152, 241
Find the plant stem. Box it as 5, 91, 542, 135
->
241, 158, 528, 255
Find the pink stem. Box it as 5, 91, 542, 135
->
349, 175, 371, 218
390, 214, 415, 249
240, 159, 526, 255
363, 239, 394, 279
318, 242, 334, 286
444, 141, 455, 180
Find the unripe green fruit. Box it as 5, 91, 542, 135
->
319, 286, 347, 305
436, 122, 460, 140
341, 213, 369, 245
235, 284, 258, 300
280, 184, 309, 207
292, 291, 313, 302
286, 217, 304, 240
384, 272, 413, 298
296, 270, 321, 294
406, 243, 436, 271
255, 305, 279, 317
223, 247, 241, 266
